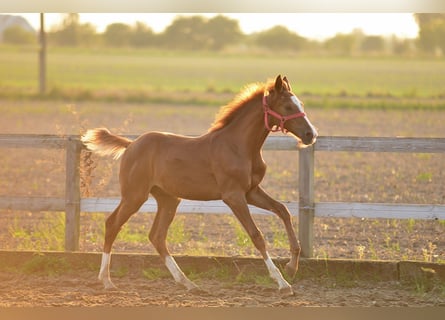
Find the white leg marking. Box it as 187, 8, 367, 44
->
165, 255, 198, 291
98, 252, 116, 289
264, 253, 293, 293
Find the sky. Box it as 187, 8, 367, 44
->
12, 13, 419, 40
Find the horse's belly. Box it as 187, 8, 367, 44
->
158, 176, 221, 201
154, 159, 220, 200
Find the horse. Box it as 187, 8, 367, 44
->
81, 75, 318, 295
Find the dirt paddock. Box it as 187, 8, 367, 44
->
0, 251, 444, 307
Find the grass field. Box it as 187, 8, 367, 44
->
1, 46, 445, 109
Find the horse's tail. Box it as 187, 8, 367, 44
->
81, 128, 132, 160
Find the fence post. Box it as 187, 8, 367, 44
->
65, 137, 81, 251
298, 145, 315, 258
39, 13, 46, 95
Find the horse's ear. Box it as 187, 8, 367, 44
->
283, 76, 292, 91
274, 75, 283, 92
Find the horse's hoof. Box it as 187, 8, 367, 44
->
101, 279, 118, 291
279, 285, 294, 297
284, 262, 297, 278
182, 279, 199, 292
188, 286, 208, 296
104, 285, 118, 291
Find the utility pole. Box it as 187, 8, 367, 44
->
39, 13, 46, 95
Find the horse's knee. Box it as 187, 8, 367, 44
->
274, 202, 291, 220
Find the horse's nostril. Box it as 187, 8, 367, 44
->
305, 131, 313, 138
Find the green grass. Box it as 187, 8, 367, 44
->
1, 46, 445, 109
268, 217, 288, 249
142, 267, 171, 280
167, 216, 191, 244
228, 216, 255, 256
416, 172, 433, 182
21, 254, 71, 276
117, 224, 148, 244
187, 264, 233, 282
9, 212, 66, 251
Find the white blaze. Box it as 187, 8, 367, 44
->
290, 95, 304, 113
291, 95, 318, 139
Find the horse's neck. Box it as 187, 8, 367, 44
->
219, 97, 269, 153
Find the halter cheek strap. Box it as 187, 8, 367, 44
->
262, 95, 306, 133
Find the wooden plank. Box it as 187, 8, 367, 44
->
65, 138, 81, 252
298, 145, 315, 258
2, 196, 442, 221
81, 197, 300, 215
122, 135, 300, 151
1, 134, 444, 153
81, 199, 445, 220
263, 136, 299, 150
0, 134, 67, 149
315, 202, 445, 220
315, 136, 445, 153
0, 196, 65, 211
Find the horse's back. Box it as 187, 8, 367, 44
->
119, 131, 219, 200
128, 131, 209, 157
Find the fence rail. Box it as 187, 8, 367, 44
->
1, 134, 444, 255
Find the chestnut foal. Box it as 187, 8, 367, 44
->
81, 75, 317, 295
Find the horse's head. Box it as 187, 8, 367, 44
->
263, 75, 318, 146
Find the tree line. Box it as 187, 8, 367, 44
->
3, 13, 445, 56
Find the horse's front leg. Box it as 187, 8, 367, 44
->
246, 186, 301, 278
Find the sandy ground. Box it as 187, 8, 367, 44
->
0, 267, 443, 307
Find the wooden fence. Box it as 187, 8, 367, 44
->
1, 134, 444, 256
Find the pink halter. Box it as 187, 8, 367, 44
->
262, 94, 306, 133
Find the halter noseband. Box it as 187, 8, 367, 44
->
262, 94, 306, 133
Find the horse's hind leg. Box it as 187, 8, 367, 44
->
223, 191, 293, 296
149, 188, 198, 291
247, 186, 300, 277
98, 195, 147, 289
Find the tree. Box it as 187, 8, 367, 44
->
130, 21, 156, 47
161, 16, 208, 50
104, 23, 132, 46
324, 33, 356, 55
391, 36, 414, 56
254, 26, 308, 51
50, 13, 97, 46
414, 13, 445, 54
206, 15, 242, 50
324, 29, 369, 56
161, 15, 243, 50
3, 26, 36, 45
360, 35, 384, 53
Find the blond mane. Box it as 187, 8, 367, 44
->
209, 81, 274, 132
